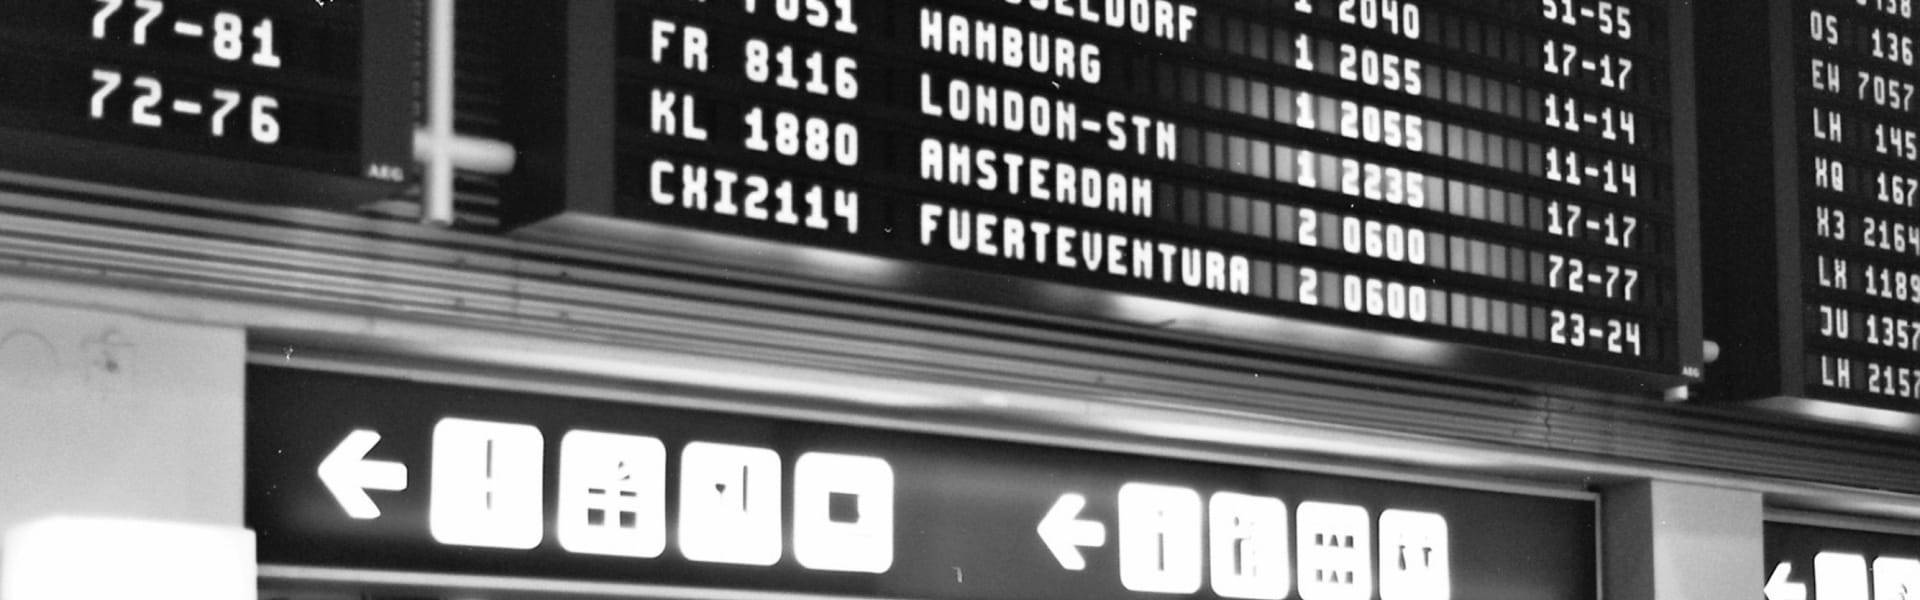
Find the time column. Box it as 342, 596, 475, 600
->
87, 0, 284, 145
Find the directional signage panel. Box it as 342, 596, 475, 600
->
248, 365, 1597, 600
1765, 521, 1920, 600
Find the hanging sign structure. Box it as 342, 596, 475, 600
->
248, 365, 1597, 599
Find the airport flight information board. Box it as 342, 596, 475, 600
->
1699, 0, 1920, 409
0, 0, 412, 206
509, 0, 1702, 392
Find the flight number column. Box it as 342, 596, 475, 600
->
639, 0, 863, 236
1800, 0, 1920, 400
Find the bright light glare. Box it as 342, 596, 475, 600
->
1209, 492, 1290, 600
2, 516, 255, 600
1118, 483, 1204, 594
1793, 400, 1920, 432
678, 442, 783, 566
429, 418, 546, 549
1297, 502, 1373, 600
1816, 552, 1868, 600
792, 452, 895, 573
1379, 510, 1450, 600
1875, 556, 1920, 600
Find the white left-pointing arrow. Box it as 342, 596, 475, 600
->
1764, 562, 1806, 600
1038, 493, 1108, 571
318, 429, 409, 519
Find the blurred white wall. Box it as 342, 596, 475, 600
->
0, 299, 251, 599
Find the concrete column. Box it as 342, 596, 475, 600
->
1605, 480, 1764, 600
0, 300, 251, 598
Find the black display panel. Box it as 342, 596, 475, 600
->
503, 1, 1702, 395
0, 0, 413, 206
248, 365, 1599, 600
1699, 0, 1920, 410
1765, 522, 1920, 599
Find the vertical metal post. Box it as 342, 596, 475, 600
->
421, 0, 456, 226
